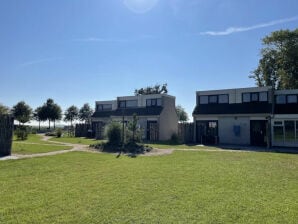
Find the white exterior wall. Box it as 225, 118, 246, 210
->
218, 117, 250, 145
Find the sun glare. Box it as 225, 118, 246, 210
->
123, 0, 159, 14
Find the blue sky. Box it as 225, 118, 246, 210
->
0, 0, 298, 122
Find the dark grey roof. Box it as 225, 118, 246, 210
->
92, 106, 163, 118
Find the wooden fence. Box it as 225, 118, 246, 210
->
0, 115, 14, 156
178, 122, 194, 144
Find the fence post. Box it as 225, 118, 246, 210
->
0, 115, 14, 156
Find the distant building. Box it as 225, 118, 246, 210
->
91, 94, 178, 141
193, 87, 298, 147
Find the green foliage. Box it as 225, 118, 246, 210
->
134, 83, 168, 95
176, 105, 189, 122
38, 99, 62, 129
78, 103, 94, 124
250, 29, 298, 89
127, 113, 139, 142
12, 101, 32, 125
64, 105, 79, 126
56, 128, 62, 138
15, 127, 29, 140
105, 122, 122, 145
0, 103, 10, 115
170, 133, 180, 144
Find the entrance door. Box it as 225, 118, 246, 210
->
147, 121, 158, 141
250, 120, 267, 146
196, 121, 218, 145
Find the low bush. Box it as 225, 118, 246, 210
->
15, 127, 28, 140
170, 133, 180, 144
45, 132, 57, 137
56, 128, 62, 138
90, 142, 152, 154
105, 122, 122, 145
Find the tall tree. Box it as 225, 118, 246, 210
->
79, 103, 94, 124
134, 83, 168, 95
0, 103, 10, 115
12, 101, 32, 126
250, 29, 298, 89
33, 106, 46, 131
176, 105, 189, 122
64, 105, 79, 127
41, 99, 62, 129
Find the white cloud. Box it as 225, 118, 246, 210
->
200, 16, 298, 36
20, 57, 63, 67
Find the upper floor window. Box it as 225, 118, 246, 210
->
199, 94, 229, 104
287, 95, 297, 104
126, 100, 138, 108
218, 94, 229, 104
276, 95, 286, 104
199, 96, 208, 104
146, 98, 162, 107
97, 104, 112, 111
259, 92, 268, 102
118, 101, 126, 108
242, 92, 268, 103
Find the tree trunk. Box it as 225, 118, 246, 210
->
54, 120, 56, 129
48, 119, 51, 129
0, 115, 14, 156
38, 120, 40, 131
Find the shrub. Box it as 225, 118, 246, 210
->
105, 122, 122, 145
170, 133, 180, 144
45, 132, 56, 137
15, 127, 28, 140
56, 128, 62, 138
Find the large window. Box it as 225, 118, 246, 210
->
199, 96, 208, 104
287, 95, 297, 104
242, 93, 251, 103
209, 95, 218, 104
118, 101, 126, 108
126, 100, 138, 108
218, 94, 229, 104
276, 95, 286, 104
285, 121, 295, 142
199, 94, 229, 104
146, 98, 162, 107
259, 92, 268, 102
97, 104, 112, 111
251, 92, 259, 102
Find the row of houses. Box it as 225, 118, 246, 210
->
91, 86, 298, 148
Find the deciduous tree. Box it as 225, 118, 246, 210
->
12, 101, 32, 126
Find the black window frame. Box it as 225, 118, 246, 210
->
146, 98, 162, 107
118, 100, 126, 108
199, 96, 208, 105
251, 92, 259, 102
126, 100, 138, 108
286, 94, 298, 104
242, 93, 251, 103
259, 92, 268, 102
275, 95, 286, 104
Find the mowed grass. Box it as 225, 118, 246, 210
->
147, 142, 219, 150
13, 134, 72, 154
0, 151, 297, 223
12, 143, 73, 154
50, 136, 104, 145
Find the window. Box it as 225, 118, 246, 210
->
251, 92, 259, 102
276, 95, 286, 104
119, 101, 126, 108
259, 92, 268, 102
209, 95, 218, 104
287, 95, 297, 104
218, 94, 229, 104
285, 121, 295, 142
273, 126, 284, 142
242, 93, 251, 103
199, 96, 208, 104
97, 104, 112, 111
126, 100, 137, 108
146, 98, 162, 107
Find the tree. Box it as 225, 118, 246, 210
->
79, 103, 94, 124
0, 103, 10, 115
134, 83, 168, 95
41, 99, 62, 129
64, 105, 79, 127
250, 29, 298, 89
128, 113, 138, 142
12, 101, 32, 126
176, 105, 189, 122
33, 106, 46, 131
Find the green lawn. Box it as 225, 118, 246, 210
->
147, 142, 219, 150
12, 143, 73, 154
0, 151, 297, 223
50, 136, 105, 145
13, 134, 61, 145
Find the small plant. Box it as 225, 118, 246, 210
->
170, 133, 180, 144
15, 127, 28, 140
56, 128, 62, 138
105, 122, 122, 145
